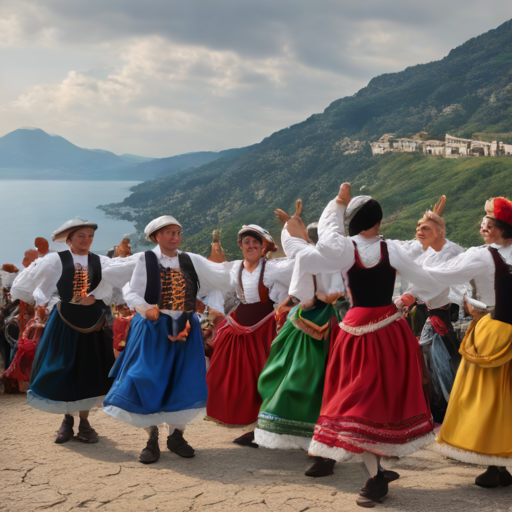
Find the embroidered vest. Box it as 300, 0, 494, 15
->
56, 251, 107, 332
143, 251, 199, 312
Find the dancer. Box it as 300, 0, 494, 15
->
255, 201, 343, 451
206, 224, 294, 446
288, 184, 444, 507
10, 218, 132, 444
426, 198, 512, 488
405, 197, 466, 422
103, 216, 230, 464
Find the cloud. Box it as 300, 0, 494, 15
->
0, 1, 510, 156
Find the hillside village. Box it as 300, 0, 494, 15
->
370, 133, 512, 157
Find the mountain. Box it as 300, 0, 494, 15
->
0, 127, 136, 179
100, 19, 512, 257
131, 147, 250, 179
119, 153, 155, 164
0, 127, 241, 181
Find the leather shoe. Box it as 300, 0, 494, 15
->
167, 429, 195, 458
305, 457, 336, 477
233, 431, 259, 448
499, 467, 512, 487
55, 415, 74, 444
356, 471, 388, 508
139, 438, 160, 464
383, 469, 400, 483
76, 418, 99, 444
475, 466, 500, 488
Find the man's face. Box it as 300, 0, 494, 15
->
155, 225, 182, 252
416, 221, 439, 248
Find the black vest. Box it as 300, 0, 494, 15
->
144, 251, 199, 312
489, 247, 512, 325
56, 251, 107, 331
346, 241, 396, 308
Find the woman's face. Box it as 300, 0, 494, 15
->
67, 228, 95, 254
239, 235, 264, 263
480, 217, 505, 245
416, 221, 440, 249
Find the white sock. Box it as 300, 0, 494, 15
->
362, 451, 380, 477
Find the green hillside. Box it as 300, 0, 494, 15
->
100, 19, 512, 258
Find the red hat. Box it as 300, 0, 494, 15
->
485, 197, 512, 226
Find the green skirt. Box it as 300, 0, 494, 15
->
254, 303, 333, 450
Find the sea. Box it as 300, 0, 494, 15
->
0, 180, 142, 267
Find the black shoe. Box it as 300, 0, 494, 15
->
383, 469, 400, 483
139, 438, 160, 464
167, 429, 195, 458
55, 415, 74, 444
233, 431, 259, 448
76, 418, 99, 444
475, 466, 500, 488
305, 457, 336, 477
499, 467, 512, 487
356, 471, 388, 508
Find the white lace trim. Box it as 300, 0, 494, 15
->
254, 428, 312, 451
27, 391, 105, 414
103, 405, 206, 428
308, 432, 435, 462
435, 442, 512, 469
339, 312, 402, 335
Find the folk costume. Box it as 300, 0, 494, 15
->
10, 218, 133, 443
426, 198, 512, 486
255, 227, 344, 450
206, 225, 294, 436
403, 199, 466, 423
103, 216, 230, 463
289, 193, 444, 505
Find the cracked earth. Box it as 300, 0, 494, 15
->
1, 394, 511, 512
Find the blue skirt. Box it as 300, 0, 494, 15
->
28, 308, 115, 414
103, 312, 207, 427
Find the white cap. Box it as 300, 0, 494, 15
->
52, 217, 98, 242
144, 215, 182, 242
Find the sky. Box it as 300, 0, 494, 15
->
0, 1, 510, 158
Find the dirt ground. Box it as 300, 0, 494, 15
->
1, 394, 511, 512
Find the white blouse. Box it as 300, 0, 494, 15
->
425, 244, 512, 308
281, 226, 345, 298
11, 250, 137, 307
289, 198, 446, 304
229, 257, 294, 306
401, 239, 468, 307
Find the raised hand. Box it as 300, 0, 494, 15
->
275, 209, 291, 225
336, 183, 352, 205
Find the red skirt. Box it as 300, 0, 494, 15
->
206, 311, 276, 425
309, 304, 433, 461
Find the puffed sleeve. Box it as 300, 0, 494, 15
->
261, 258, 295, 304
187, 253, 234, 297
11, 253, 62, 306
100, 253, 141, 289
122, 253, 149, 309
387, 241, 447, 302
424, 246, 490, 286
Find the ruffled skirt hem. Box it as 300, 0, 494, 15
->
308, 432, 435, 462
254, 428, 311, 451
103, 405, 206, 428
27, 391, 105, 414
435, 441, 512, 468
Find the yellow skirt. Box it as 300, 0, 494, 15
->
436, 314, 512, 466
